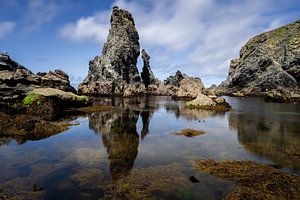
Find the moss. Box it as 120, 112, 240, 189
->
195, 159, 300, 200
22, 93, 42, 107
171, 129, 205, 137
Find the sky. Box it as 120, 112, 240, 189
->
1, 0, 300, 87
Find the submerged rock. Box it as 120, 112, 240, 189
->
195, 159, 300, 200
78, 6, 141, 96
171, 129, 206, 137
0, 112, 70, 140
186, 93, 231, 111
219, 20, 300, 101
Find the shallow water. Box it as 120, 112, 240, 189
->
0, 96, 299, 199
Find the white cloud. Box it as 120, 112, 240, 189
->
0, 21, 15, 39
59, 12, 110, 43
24, 0, 60, 32
59, 0, 299, 86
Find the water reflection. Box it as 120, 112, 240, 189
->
88, 109, 140, 180
165, 101, 225, 120
228, 104, 300, 171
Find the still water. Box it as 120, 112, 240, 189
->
0, 97, 299, 199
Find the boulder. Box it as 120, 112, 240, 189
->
186, 94, 231, 111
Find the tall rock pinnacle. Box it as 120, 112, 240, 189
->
141, 49, 159, 88
78, 6, 141, 95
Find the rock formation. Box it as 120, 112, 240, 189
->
78, 6, 141, 95
141, 49, 159, 88
0, 52, 76, 101
163, 71, 204, 98
219, 20, 300, 101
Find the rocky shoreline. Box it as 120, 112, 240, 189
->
1, 6, 299, 140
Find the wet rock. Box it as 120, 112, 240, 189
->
0, 112, 70, 139
189, 176, 200, 183
186, 94, 231, 111
78, 6, 141, 96
219, 20, 300, 101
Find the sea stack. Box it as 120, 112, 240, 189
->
78, 6, 141, 95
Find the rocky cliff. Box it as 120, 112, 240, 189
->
219, 20, 300, 101
0, 52, 76, 101
78, 6, 141, 96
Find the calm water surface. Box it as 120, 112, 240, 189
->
0, 97, 299, 199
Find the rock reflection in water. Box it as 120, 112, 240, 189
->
88, 109, 140, 180
229, 112, 300, 170
165, 100, 225, 120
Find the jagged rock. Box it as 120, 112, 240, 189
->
164, 70, 187, 87
0, 52, 76, 101
78, 6, 141, 96
38, 70, 76, 93
163, 71, 204, 98
176, 77, 204, 98
141, 49, 159, 88
220, 20, 300, 101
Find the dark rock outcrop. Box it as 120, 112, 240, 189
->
219, 20, 300, 101
0, 52, 76, 101
141, 49, 159, 88
78, 6, 141, 96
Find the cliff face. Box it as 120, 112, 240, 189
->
220, 20, 300, 99
78, 6, 141, 95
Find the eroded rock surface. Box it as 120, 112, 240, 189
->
163, 71, 204, 98
78, 6, 141, 96
0, 52, 76, 101
219, 20, 300, 101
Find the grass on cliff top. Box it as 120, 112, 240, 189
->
171, 129, 206, 137
195, 159, 300, 200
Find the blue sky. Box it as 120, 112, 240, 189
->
1, 0, 300, 87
